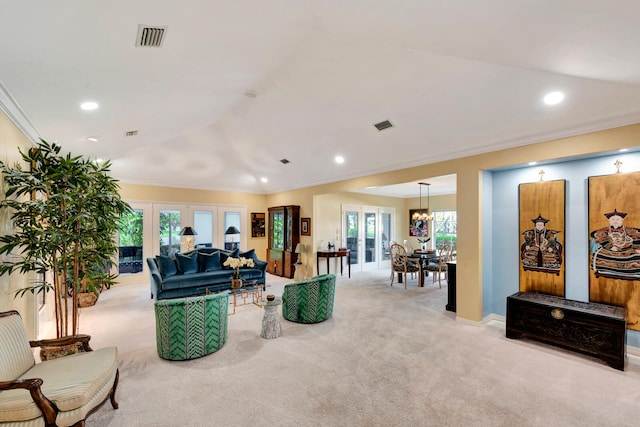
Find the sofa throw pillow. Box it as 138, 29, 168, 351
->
156, 255, 178, 278
220, 248, 240, 269
198, 251, 222, 272
239, 249, 257, 266
239, 248, 255, 260
176, 252, 198, 274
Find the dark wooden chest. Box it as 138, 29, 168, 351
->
506, 291, 626, 370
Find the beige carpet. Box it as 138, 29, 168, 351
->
81, 271, 640, 427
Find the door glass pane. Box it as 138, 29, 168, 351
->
345, 211, 359, 264
272, 211, 284, 250
160, 210, 181, 256
224, 211, 241, 250
380, 212, 391, 261
365, 212, 376, 263
118, 210, 143, 274
193, 211, 213, 248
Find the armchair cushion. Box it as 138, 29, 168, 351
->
0, 347, 118, 421
0, 313, 35, 381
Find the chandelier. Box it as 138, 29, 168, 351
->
412, 182, 434, 221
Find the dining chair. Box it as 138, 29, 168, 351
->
390, 243, 421, 288
426, 241, 452, 288
402, 240, 417, 279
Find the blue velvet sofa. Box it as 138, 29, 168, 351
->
147, 248, 267, 300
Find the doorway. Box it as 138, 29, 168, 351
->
342, 205, 394, 272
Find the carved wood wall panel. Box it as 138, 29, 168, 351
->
518, 179, 565, 296
589, 172, 640, 331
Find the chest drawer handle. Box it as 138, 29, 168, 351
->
551, 308, 564, 320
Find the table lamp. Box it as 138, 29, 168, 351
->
294, 243, 306, 280
179, 226, 197, 252
225, 226, 240, 250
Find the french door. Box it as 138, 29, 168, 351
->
116, 203, 245, 285
151, 204, 246, 256
342, 205, 394, 272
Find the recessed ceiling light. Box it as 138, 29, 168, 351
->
543, 91, 564, 105
260, 177, 268, 183
619, 148, 629, 152
85, 136, 99, 142
528, 161, 537, 166
80, 101, 99, 111
335, 156, 345, 164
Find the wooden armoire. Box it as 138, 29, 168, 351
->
267, 205, 300, 278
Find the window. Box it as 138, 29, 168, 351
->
118, 210, 144, 274
224, 211, 241, 250
434, 210, 457, 246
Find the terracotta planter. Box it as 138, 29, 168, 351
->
77, 292, 99, 307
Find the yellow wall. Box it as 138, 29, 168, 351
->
269, 124, 640, 323
0, 109, 38, 336
3, 98, 639, 331
314, 190, 406, 255
116, 124, 639, 324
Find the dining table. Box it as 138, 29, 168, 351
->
408, 250, 441, 287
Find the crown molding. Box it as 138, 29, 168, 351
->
0, 81, 40, 145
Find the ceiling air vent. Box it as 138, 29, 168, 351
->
124, 130, 138, 137
135, 25, 167, 47
374, 120, 393, 131
280, 158, 290, 164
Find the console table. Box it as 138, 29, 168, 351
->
506, 292, 626, 370
317, 249, 351, 278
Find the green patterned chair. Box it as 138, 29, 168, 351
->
154, 292, 229, 361
282, 274, 336, 324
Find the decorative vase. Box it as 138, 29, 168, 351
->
231, 278, 243, 289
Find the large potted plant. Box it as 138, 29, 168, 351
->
0, 140, 131, 337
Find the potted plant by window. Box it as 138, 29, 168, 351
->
0, 140, 131, 337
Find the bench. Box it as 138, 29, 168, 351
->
506, 291, 627, 370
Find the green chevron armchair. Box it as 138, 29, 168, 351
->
154, 292, 229, 361
282, 274, 336, 324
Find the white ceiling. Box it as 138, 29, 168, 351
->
1, 1, 640, 198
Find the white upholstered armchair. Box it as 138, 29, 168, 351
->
0, 310, 119, 426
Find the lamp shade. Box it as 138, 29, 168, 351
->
295, 243, 306, 254
179, 226, 197, 236
225, 226, 240, 235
